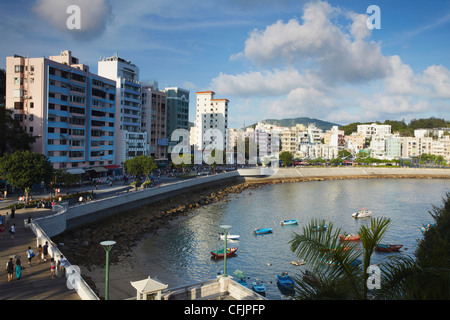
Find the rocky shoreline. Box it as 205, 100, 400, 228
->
51, 174, 448, 297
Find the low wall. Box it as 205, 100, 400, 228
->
27, 206, 99, 300
160, 276, 265, 300
238, 166, 450, 181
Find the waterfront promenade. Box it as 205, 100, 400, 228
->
0, 182, 132, 300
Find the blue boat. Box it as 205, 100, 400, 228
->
312, 225, 327, 231
253, 228, 273, 235
252, 280, 266, 295
281, 219, 298, 226
277, 272, 295, 294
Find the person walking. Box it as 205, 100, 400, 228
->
36, 244, 43, 264
0, 224, 4, 240
27, 247, 34, 267
15, 258, 22, 280
9, 224, 15, 240
50, 258, 56, 279
6, 258, 14, 282
43, 241, 49, 261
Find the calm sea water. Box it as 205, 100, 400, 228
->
136, 178, 449, 300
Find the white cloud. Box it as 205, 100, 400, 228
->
211, 0, 450, 125
33, 0, 113, 41
211, 69, 306, 96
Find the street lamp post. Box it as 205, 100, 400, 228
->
220, 225, 231, 277
100, 240, 116, 300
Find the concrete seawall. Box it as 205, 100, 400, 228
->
35, 171, 240, 238
238, 166, 450, 182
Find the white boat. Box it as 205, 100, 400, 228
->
291, 259, 306, 266
352, 208, 373, 218
220, 234, 240, 241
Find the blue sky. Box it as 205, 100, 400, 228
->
1, 0, 449, 128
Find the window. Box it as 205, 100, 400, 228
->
14, 65, 24, 73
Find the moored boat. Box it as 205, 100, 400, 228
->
281, 219, 298, 226
220, 234, 240, 241
312, 225, 327, 231
339, 234, 360, 241
210, 247, 238, 258
291, 259, 306, 266
252, 280, 266, 295
352, 208, 373, 218
253, 228, 273, 235
421, 223, 434, 234
375, 244, 403, 252
277, 272, 295, 294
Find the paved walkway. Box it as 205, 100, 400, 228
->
0, 182, 136, 300
0, 205, 81, 300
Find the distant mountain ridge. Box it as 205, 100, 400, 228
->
256, 117, 341, 131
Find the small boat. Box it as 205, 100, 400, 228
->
375, 244, 403, 252
281, 219, 298, 226
291, 259, 306, 266
421, 223, 434, 234
233, 270, 248, 287
277, 272, 295, 294
252, 280, 266, 295
220, 234, 240, 241
312, 225, 327, 231
210, 247, 238, 259
339, 234, 360, 241
253, 228, 273, 235
237, 278, 248, 287
352, 208, 373, 218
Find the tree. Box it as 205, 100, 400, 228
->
0, 106, 38, 157
124, 155, 157, 182
289, 217, 392, 299
0, 150, 53, 202
279, 151, 293, 166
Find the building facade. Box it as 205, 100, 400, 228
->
163, 87, 190, 154
142, 83, 168, 162
195, 91, 229, 152
98, 54, 147, 165
5, 50, 116, 174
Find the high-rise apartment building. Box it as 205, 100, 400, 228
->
98, 54, 147, 165
195, 91, 229, 151
142, 83, 168, 162
5, 50, 116, 174
163, 87, 189, 154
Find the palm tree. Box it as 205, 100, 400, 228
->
289, 217, 391, 299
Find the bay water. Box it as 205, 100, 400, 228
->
136, 178, 449, 299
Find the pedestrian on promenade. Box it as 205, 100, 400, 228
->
0, 214, 3, 225
15, 258, 22, 280
9, 223, 15, 239
27, 247, 34, 267
36, 244, 43, 263
59, 255, 68, 277
43, 241, 49, 261
6, 258, 14, 282
11, 206, 15, 218
50, 258, 56, 279
0, 224, 4, 239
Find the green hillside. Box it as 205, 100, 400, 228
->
255, 117, 341, 131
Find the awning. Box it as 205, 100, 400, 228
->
66, 168, 85, 174
92, 166, 108, 172
104, 165, 121, 169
